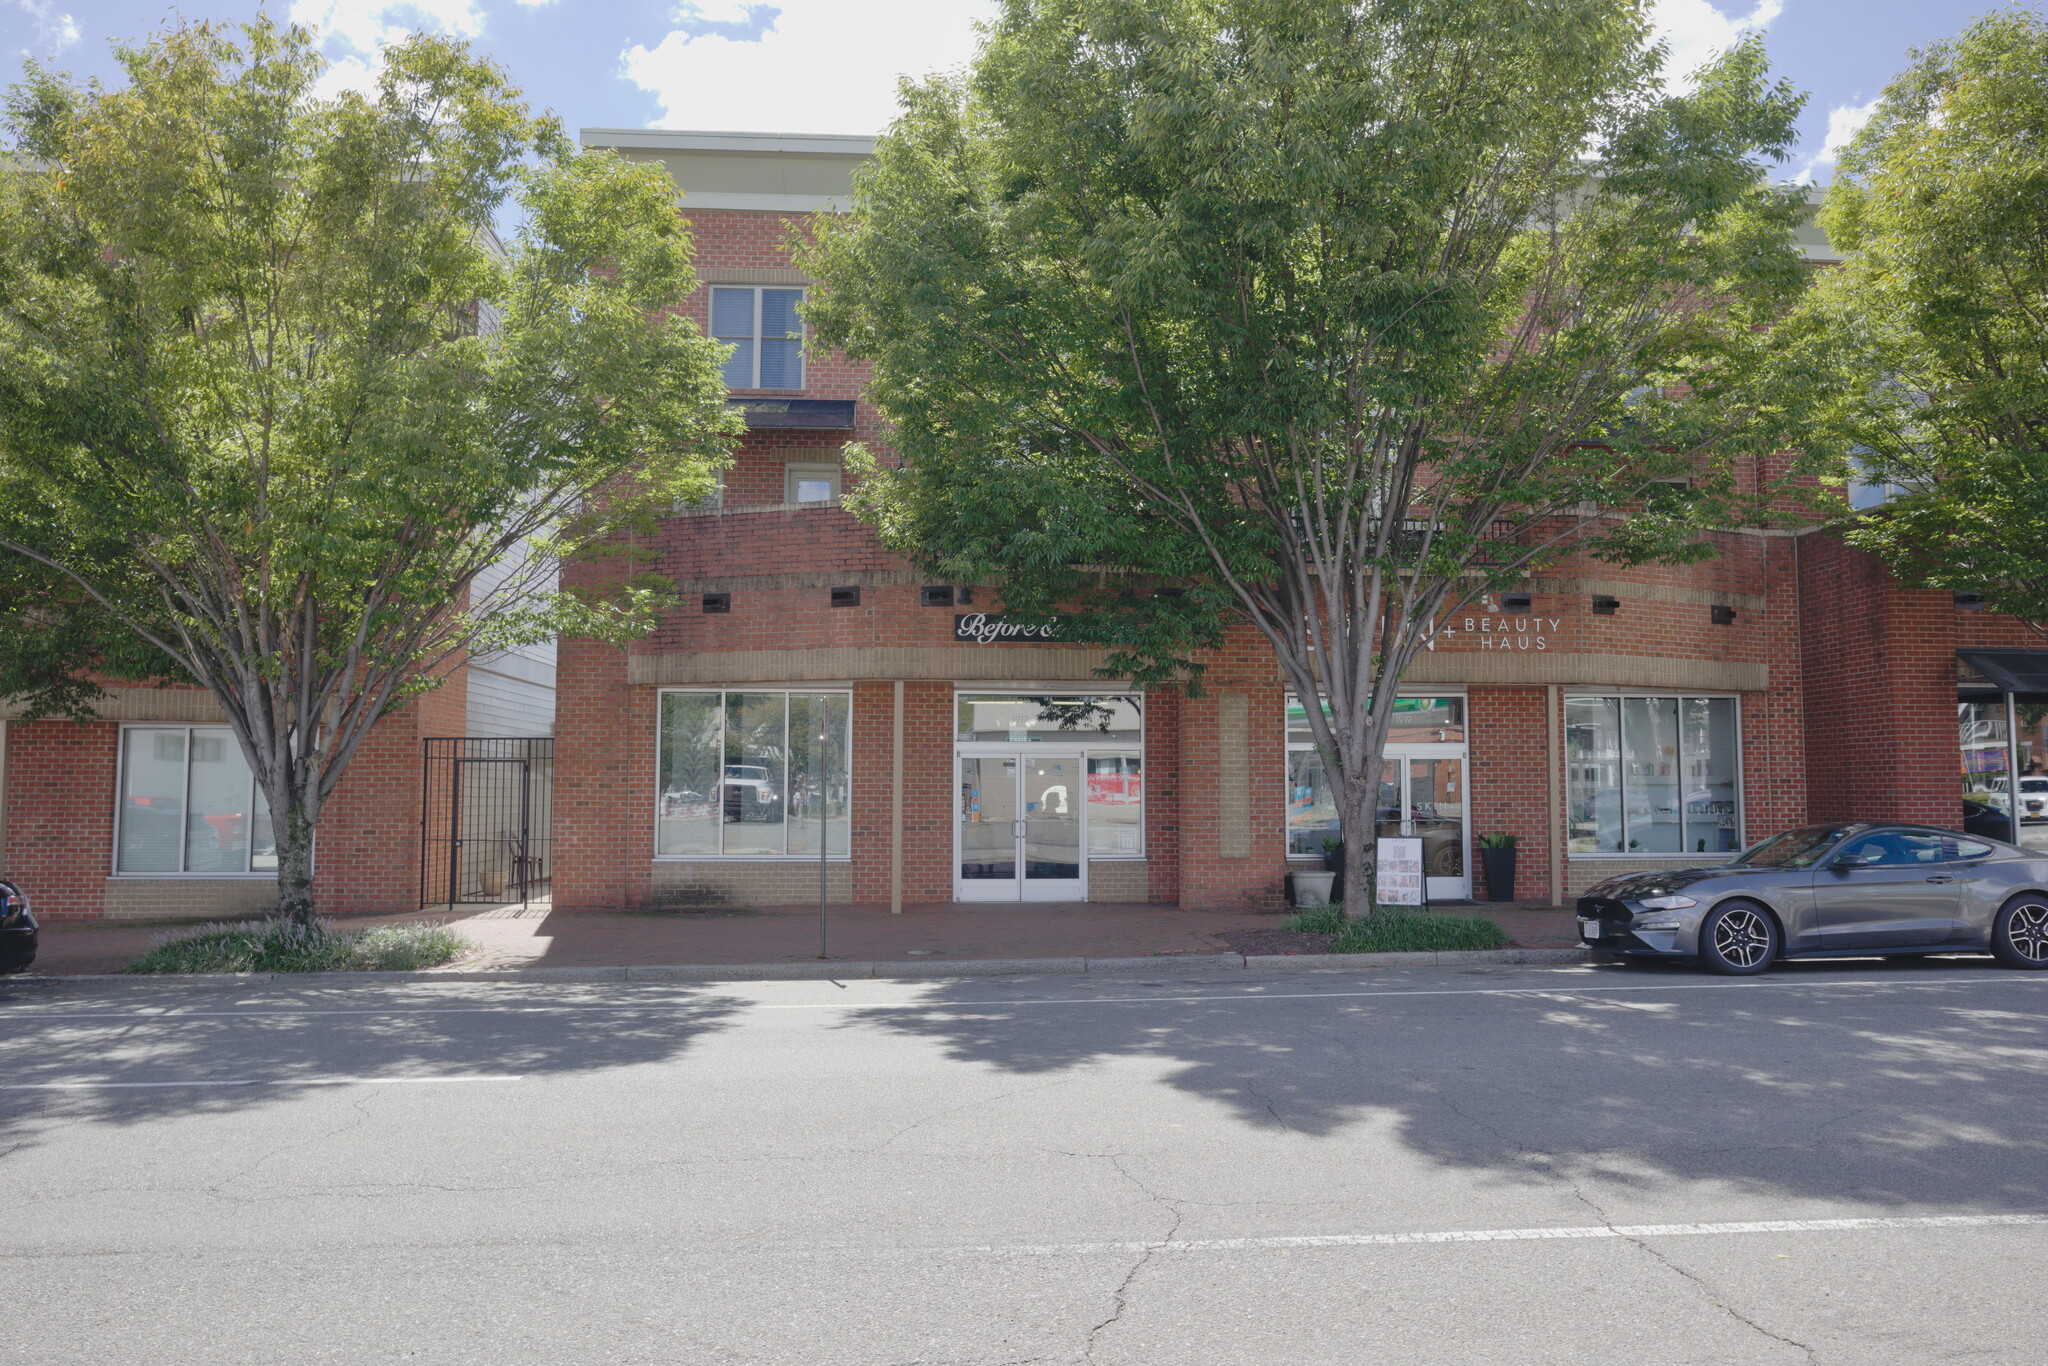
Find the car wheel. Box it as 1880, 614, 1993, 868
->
1991, 894, 2048, 970
1698, 900, 1779, 976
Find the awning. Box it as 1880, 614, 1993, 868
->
726, 398, 857, 430
1956, 649, 2048, 699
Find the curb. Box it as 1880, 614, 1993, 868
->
0, 947, 1591, 990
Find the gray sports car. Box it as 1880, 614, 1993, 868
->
1578, 822, 2048, 975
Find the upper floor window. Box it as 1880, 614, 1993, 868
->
712, 286, 804, 390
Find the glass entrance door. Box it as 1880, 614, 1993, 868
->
956, 752, 1087, 901
1375, 749, 1468, 900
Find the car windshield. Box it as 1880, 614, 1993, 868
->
1731, 825, 1856, 869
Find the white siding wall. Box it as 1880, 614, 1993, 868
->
465, 532, 557, 737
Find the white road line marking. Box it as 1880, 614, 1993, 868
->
0, 1075, 524, 1090
0, 973, 2042, 1023
975, 1214, 2048, 1257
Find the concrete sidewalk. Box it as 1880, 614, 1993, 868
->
25, 899, 1584, 977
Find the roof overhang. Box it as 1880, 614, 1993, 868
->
1957, 649, 2048, 700
727, 397, 856, 430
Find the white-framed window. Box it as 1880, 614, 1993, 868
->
784, 462, 841, 504
954, 692, 1145, 857
116, 726, 276, 875
657, 689, 850, 858
711, 286, 804, 390
1284, 695, 1465, 857
1566, 694, 1741, 856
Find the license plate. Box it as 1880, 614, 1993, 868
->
1579, 920, 1598, 941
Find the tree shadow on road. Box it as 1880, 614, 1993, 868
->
841, 958, 2048, 1211
0, 981, 743, 1153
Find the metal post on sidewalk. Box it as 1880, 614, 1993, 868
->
819, 695, 830, 960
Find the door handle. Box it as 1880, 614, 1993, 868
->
1924, 875, 1956, 883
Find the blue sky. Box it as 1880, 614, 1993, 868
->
2, 0, 1997, 181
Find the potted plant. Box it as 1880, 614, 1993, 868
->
1323, 837, 1344, 905
1478, 832, 1518, 902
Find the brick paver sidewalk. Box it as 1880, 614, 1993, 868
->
25, 899, 1583, 976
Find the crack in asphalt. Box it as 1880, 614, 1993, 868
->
869, 1077, 1076, 1153
1081, 1155, 1185, 1364
1433, 1088, 1818, 1362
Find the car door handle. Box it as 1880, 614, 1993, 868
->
1924, 875, 1956, 883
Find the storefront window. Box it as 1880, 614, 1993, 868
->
657, 690, 850, 857
1086, 755, 1143, 855
1284, 695, 1465, 745
956, 694, 1142, 743
1285, 695, 1464, 858
1567, 695, 1739, 855
116, 727, 277, 874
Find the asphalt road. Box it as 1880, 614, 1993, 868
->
1, 958, 2044, 1365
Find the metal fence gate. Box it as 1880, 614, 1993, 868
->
420, 737, 554, 907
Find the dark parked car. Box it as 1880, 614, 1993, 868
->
0, 880, 34, 973
1579, 823, 2048, 975
1962, 796, 2016, 840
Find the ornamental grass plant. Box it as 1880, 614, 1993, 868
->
1282, 903, 1509, 953
127, 919, 471, 974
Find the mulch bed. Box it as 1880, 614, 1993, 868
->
1213, 929, 1333, 956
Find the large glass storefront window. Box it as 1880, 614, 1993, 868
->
657, 690, 850, 857
1566, 695, 1739, 855
1959, 698, 2048, 850
1285, 696, 1466, 859
116, 727, 277, 874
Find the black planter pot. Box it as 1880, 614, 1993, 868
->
1480, 847, 1518, 903
1324, 845, 1344, 905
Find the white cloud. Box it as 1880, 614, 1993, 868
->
1648, 0, 1782, 91
621, 0, 997, 135
1794, 96, 1880, 182
10, 0, 78, 55
290, 0, 496, 99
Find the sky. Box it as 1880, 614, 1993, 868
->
0, 0, 1998, 183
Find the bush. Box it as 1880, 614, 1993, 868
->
1283, 902, 1509, 952
1328, 909, 1509, 954
1282, 903, 1348, 936
126, 918, 471, 974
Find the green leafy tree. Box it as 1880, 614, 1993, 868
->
802, 0, 1809, 913
1796, 10, 2048, 628
0, 20, 738, 922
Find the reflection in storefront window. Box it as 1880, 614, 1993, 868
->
657, 690, 851, 857
1085, 754, 1143, 855
1284, 695, 1465, 861
956, 694, 1142, 743
1956, 698, 2042, 846
1568, 695, 1739, 855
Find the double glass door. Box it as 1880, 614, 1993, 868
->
1376, 749, 1468, 901
956, 752, 1086, 901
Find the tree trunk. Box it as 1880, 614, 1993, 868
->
1339, 782, 1377, 920
272, 799, 318, 927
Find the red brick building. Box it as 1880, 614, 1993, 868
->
15, 130, 2047, 924
540, 128, 2048, 918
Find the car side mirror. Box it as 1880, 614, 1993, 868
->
1829, 852, 1875, 871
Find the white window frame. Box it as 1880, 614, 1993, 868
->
1564, 691, 1745, 859
653, 688, 853, 861
952, 689, 1145, 860
710, 285, 806, 391
112, 724, 276, 878
784, 462, 841, 505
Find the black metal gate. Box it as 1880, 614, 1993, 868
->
420, 737, 554, 907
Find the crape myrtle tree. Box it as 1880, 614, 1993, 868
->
1792, 11, 2048, 629
0, 20, 738, 923
801, 0, 1810, 915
